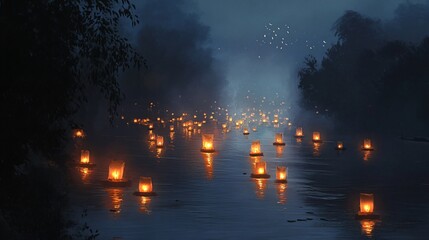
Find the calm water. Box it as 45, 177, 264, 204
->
69, 121, 429, 239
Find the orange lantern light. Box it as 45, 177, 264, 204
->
249, 140, 263, 156
80, 150, 90, 164
356, 193, 379, 219
252, 127, 257, 132
275, 166, 287, 183
148, 123, 154, 130
201, 134, 215, 153
148, 133, 156, 141
156, 136, 164, 148
362, 139, 374, 151
73, 128, 85, 138
169, 125, 175, 132
133, 177, 157, 196
251, 161, 270, 178
243, 127, 250, 135
221, 123, 227, 129
312, 132, 321, 142
335, 141, 345, 150
273, 133, 285, 146
295, 127, 304, 137
106, 160, 128, 185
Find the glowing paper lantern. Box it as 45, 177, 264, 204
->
133, 177, 157, 196
148, 123, 154, 130
221, 123, 227, 129
156, 136, 164, 148
169, 125, 175, 132
243, 127, 250, 135
251, 161, 270, 178
80, 150, 90, 164
312, 132, 321, 142
295, 127, 304, 137
335, 141, 345, 150
275, 166, 287, 183
108, 160, 125, 181
201, 134, 215, 153
249, 140, 263, 156
273, 133, 285, 146
148, 133, 156, 141
73, 128, 85, 138
356, 193, 379, 219
362, 139, 374, 151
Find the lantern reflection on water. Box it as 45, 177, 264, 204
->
139, 196, 152, 214
295, 127, 304, 138
275, 145, 284, 158
133, 177, 157, 196
107, 188, 123, 213
360, 220, 376, 237
156, 136, 164, 148
275, 166, 287, 183
202, 153, 214, 180
254, 179, 267, 199
277, 183, 287, 204
273, 133, 285, 146
249, 140, 263, 156
356, 193, 379, 219
201, 134, 215, 153
251, 161, 270, 178
312, 132, 322, 142
362, 139, 374, 151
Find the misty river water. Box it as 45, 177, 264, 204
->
69, 121, 429, 239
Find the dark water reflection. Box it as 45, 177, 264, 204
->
69, 122, 429, 239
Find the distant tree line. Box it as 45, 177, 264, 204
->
298, 4, 429, 134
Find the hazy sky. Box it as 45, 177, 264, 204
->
129, 0, 428, 110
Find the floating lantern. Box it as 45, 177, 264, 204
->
201, 134, 215, 153
197, 122, 202, 128
335, 141, 345, 150
73, 128, 85, 138
362, 139, 374, 151
249, 140, 263, 156
251, 161, 270, 178
169, 125, 175, 132
156, 136, 164, 148
221, 123, 227, 129
78, 150, 96, 167
187, 125, 193, 131
273, 133, 286, 146
148, 133, 156, 141
275, 166, 287, 183
312, 132, 322, 142
252, 127, 257, 132
102, 160, 130, 187
356, 193, 379, 219
148, 123, 154, 130
243, 127, 250, 135
295, 127, 304, 138
133, 177, 157, 196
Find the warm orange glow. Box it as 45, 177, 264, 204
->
107, 188, 123, 214
202, 153, 214, 180
74, 129, 85, 138
156, 136, 164, 148
295, 127, 303, 137
138, 177, 153, 193
275, 146, 284, 157
80, 150, 90, 164
312, 132, 321, 141
187, 125, 193, 131
148, 123, 154, 130
148, 133, 156, 141
274, 133, 285, 145
276, 166, 287, 181
221, 123, 227, 129
363, 139, 373, 150
250, 140, 263, 155
254, 179, 267, 199
108, 160, 125, 181
360, 220, 375, 237
277, 183, 287, 204
197, 122, 202, 128
337, 141, 344, 149
201, 134, 215, 152
169, 125, 175, 132
359, 193, 374, 215
243, 128, 249, 134
253, 161, 267, 175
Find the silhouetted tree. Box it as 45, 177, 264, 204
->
0, 0, 141, 238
